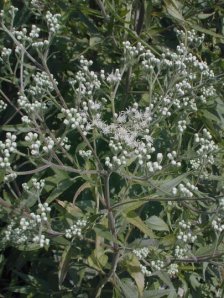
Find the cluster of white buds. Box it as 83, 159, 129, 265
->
46, 11, 61, 33
147, 160, 162, 173
105, 154, 127, 169
167, 263, 178, 277
178, 120, 187, 133
56, 136, 71, 150
176, 29, 204, 46
133, 247, 149, 260
174, 245, 188, 258
123, 41, 144, 60
32, 40, 49, 48
29, 24, 40, 39
14, 28, 31, 44
30, 203, 51, 223
140, 264, 152, 276
1, 47, 12, 58
167, 151, 181, 167
21, 115, 31, 124
70, 56, 101, 98
25, 132, 41, 156
199, 86, 215, 103
151, 260, 164, 271
141, 49, 160, 70
79, 149, 92, 158
65, 219, 87, 239
23, 178, 45, 192
20, 218, 30, 230
33, 235, 50, 247
172, 182, 198, 197
43, 137, 54, 153
18, 94, 47, 113
177, 220, 197, 243
29, 72, 55, 96
0, 133, 17, 169
105, 156, 113, 168
194, 129, 218, 164
87, 100, 101, 111
0, 100, 7, 112
62, 108, 91, 135
4, 222, 28, 245
4, 172, 17, 183
34, 178, 46, 191
212, 217, 224, 233
106, 69, 122, 84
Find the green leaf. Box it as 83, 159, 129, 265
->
73, 181, 92, 203
143, 289, 176, 298
118, 278, 139, 298
124, 211, 155, 238
1, 124, 31, 133
123, 254, 144, 297
56, 199, 82, 217
87, 248, 108, 271
146, 215, 169, 232
46, 178, 74, 203
164, 0, 184, 21
58, 244, 72, 288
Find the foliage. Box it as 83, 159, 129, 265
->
0, 0, 224, 297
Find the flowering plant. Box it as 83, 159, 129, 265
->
0, 1, 224, 297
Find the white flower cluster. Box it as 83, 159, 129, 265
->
174, 245, 188, 259
0, 133, 17, 169
43, 136, 54, 153
25, 132, 41, 156
29, 72, 55, 96
62, 108, 90, 134
22, 178, 45, 192
65, 219, 87, 239
167, 263, 178, 277
57, 136, 71, 150
199, 86, 215, 103
46, 11, 61, 33
123, 41, 144, 60
0, 99, 7, 112
18, 94, 47, 113
172, 182, 198, 197
79, 149, 92, 158
29, 24, 40, 39
4, 222, 29, 245
151, 260, 164, 271
33, 234, 50, 247
139, 36, 215, 125
21, 115, 31, 124
4, 172, 17, 183
212, 217, 224, 233
25, 132, 69, 156
106, 69, 122, 84
133, 247, 149, 260
71, 56, 101, 99
5, 202, 51, 248
177, 220, 197, 243
178, 120, 187, 133
167, 151, 181, 167
176, 29, 205, 46
194, 128, 218, 164
140, 264, 152, 276
1, 47, 12, 58
30, 202, 51, 223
